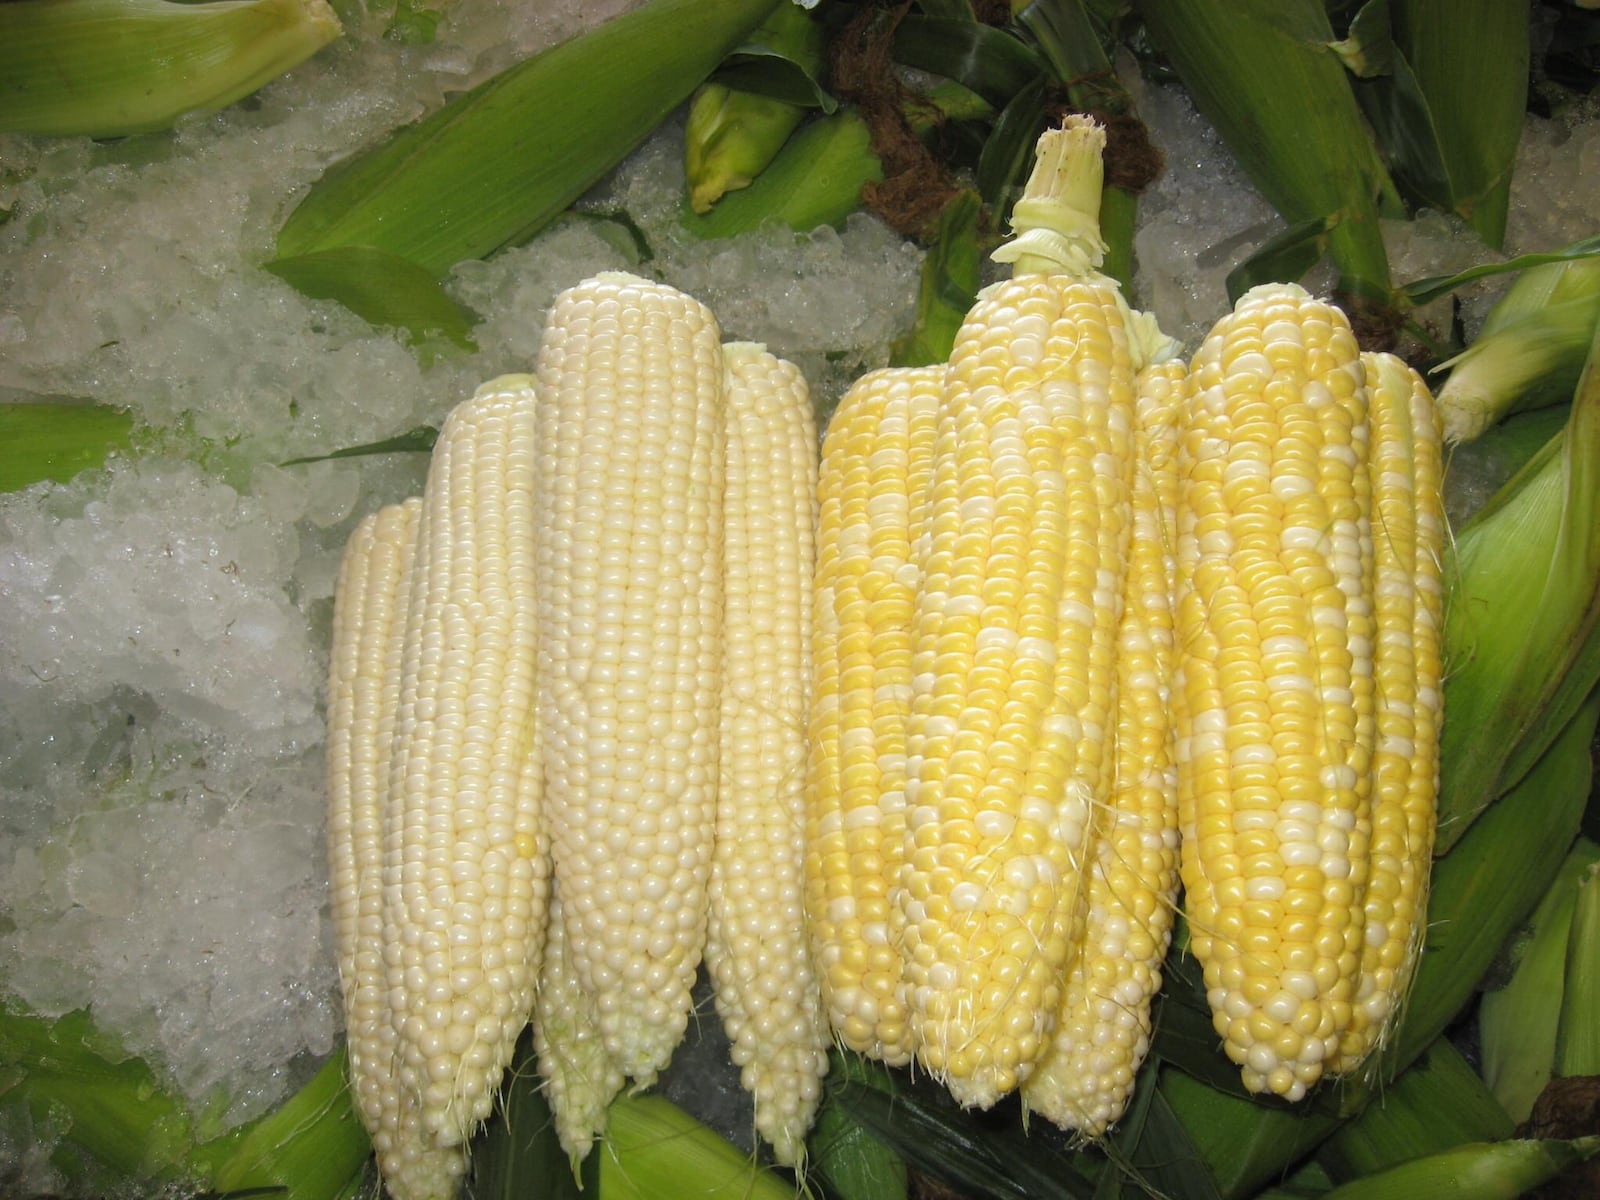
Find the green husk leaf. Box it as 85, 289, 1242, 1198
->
1327, 0, 1395, 78
975, 74, 1051, 220
275, 0, 779, 277
0, 1003, 195, 1182
1479, 839, 1600, 1120
1443, 405, 1571, 530
1134, 0, 1399, 304
1435, 247, 1600, 443
891, 15, 1048, 106
595, 1094, 793, 1200
1380, 0, 1528, 247
1396, 695, 1600, 1066
1319, 1040, 1514, 1182
710, 0, 833, 110
1223, 215, 1334, 301
0, 398, 134, 492
1316, 1135, 1600, 1200
1436, 324, 1600, 849
280, 425, 437, 465
891, 187, 983, 367
1400, 236, 1600, 308
678, 109, 882, 239
831, 1070, 1095, 1200
809, 1054, 909, 1200
1107, 1067, 1227, 1200
191, 1051, 368, 1200
263, 246, 478, 353
0, 0, 340, 138
468, 1029, 583, 1200
1158, 1067, 1338, 1200
1352, 45, 1455, 215
1554, 861, 1600, 1077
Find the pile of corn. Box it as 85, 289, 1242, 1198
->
805, 118, 1442, 1129
324, 117, 1447, 1198
326, 278, 829, 1199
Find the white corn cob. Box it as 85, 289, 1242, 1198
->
534, 271, 725, 1084
707, 342, 828, 1167
327, 498, 467, 1200
382, 375, 547, 1146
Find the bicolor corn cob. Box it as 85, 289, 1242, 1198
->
806, 364, 941, 1067
1331, 352, 1444, 1072
898, 116, 1161, 1107
327, 499, 466, 1200
707, 342, 828, 1166
533, 271, 724, 1086
1174, 283, 1444, 1100
1020, 357, 1185, 1134
381, 376, 547, 1146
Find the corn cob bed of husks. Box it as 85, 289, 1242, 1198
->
325, 119, 1457, 1195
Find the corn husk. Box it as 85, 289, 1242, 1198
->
1316, 1135, 1600, 1200
274, 0, 779, 278
1436, 322, 1600, 849
1479, 839, 1600, 1121
1436, 246, 1600, 443
1554, 861, 1600, 1078
1135, 0, 1400, 305
0, 0, 338, 138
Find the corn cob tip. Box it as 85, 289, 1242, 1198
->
992, 115, 1107, 277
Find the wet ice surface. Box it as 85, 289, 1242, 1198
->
0, 3, 1595, 1186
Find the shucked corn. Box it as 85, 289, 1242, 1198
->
326, 124, 1447, 1188
326, 277, 829, 1195
806, 120, 1443, 1122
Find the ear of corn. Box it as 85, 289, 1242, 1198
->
325, 498, 467, 1200
1331, 352, 1443, 1074
1435, 249, 1600, 443
1174, 281, 1377, 1101
678, 109, 884, 240
806, 364, 942, 1066
0, 0, 339, 138
533, 272, 724, 1086
379, 376, 546, 1167
899, 116, 1143, 1107
1437, 322, 1600, 850
1020, 355, 1185, 1135
708, 342, 828, 1166
685, 83, 809, 214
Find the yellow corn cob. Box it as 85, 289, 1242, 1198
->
326, 498, 467, 1200
534, 271, 724, 1084
382, 375, 547, 1145
1021, 356, 1185, 1134
1330, 352, 1444, 1073
806, 363, 941, 1066
533, 888, 625, 1163
900, 117, 1146, 1107
1174, 282, 1375, 1100
708, 342, 828, 1166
